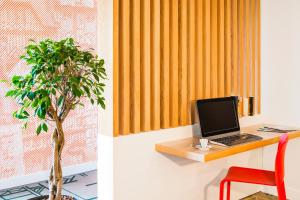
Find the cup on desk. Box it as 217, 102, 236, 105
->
199, 138, 209, 149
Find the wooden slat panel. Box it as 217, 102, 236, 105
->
225, 0, 231, 96
151, 0, 161, 130
170, 0, 179, 127
113, 0, 119, 136
211, 0, 218, 98
161, 0, 170, 128
119, 0, 131, 134
141, 0, 151, 131
179, 0, 188, 125
188, 0, 196, 123
113, 0, 261, 135
218, 0, 225, 97
245, 0, 251, 98
196, 0, 203, 99
204, 0, 211, 98
131, 0, 141, 133
232, 0, 238, 97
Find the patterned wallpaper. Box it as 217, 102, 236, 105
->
0, 0, 98, 179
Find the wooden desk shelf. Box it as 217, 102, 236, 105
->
155, 124, 300, 162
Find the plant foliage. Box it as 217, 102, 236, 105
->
5, 38, 106, 134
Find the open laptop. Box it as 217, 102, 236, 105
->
196, 97, 263, 147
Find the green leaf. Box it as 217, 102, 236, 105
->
99, 59, 104, 66
13, 108, 29, 120
57, 95, 64, 107
51, 88, 56, 95
78, 103, 84, 107
72, 86, 82, 97
42, 123, 48, 132
83, 85, 90, 96
37, 107, 46, 119
12, 75, 22, 83
27, 91, 35, 100
23, 110, 30, 117
93, 73, 99, 82
97, 97, 106, 109
36, 124, 42, 135
6, 90, 17, 97
20, 92, 28, 100
31, 99, 39, 108
70, 76, 81, 85
90, 98, 94, 105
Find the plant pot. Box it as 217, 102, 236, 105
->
28, 195, 75, 200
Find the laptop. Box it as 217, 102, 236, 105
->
196, 97, 263, 147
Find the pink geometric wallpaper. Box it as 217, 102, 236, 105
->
0, 0, 98, 179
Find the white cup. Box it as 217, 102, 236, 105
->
199, 138, 209, 149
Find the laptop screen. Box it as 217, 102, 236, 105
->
196, 97, 240, 137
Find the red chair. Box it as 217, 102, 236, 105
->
219, 133, 289, 200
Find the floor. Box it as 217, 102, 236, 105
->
0, 171, 277, 200
241, 191, 278, 200
0, 171, 97, 200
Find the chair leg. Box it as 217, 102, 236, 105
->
220, 180, 226, 200
277, 181, 287, 200
226, 181, 231, 200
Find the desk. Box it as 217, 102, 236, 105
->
155, 124, 300, 162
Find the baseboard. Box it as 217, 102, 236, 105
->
286, 186, 300, 199
0, 161, 97, 190
263, 185, 300, 199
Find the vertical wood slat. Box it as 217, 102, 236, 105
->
113, 0, 119, 136
170, 0, 179, 127
232, 0, 238, 97
119, 0, 131, 134
196, 0, 203, 100
114, 0, 261, 136
251, 0, 256, 99
141, 0, 151, 131
225, 0, 231, 96
238, 0, 245, 115
250, 0, 257, 115
245, 0, 251, 98
179, 0, 188, 125
204, 0, 211, 98
161, 0, 170, 128
131, 0, 141, 133
188, 0, 196, 122
218, 0, 225, 97
151, 0, 161, 130
211, 0, 218, 98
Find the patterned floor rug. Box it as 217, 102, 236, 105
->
240, 191, 278, 200
0, 171, 97, 200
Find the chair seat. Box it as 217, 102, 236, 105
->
224, 166, 276, 186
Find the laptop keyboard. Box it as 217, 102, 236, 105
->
211, 134, 263, 146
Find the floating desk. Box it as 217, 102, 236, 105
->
155, 124, 300, 162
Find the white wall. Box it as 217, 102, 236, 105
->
113, 117, 266, 200
97, 0, 114, 199
261, 0, 300, 198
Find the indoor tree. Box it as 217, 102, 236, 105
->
5, 38, 106, 200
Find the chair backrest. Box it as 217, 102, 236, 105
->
275, 133, 289, 184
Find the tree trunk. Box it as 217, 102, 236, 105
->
49, 123, 65, 200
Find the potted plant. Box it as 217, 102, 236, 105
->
4, 38, 106, 200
